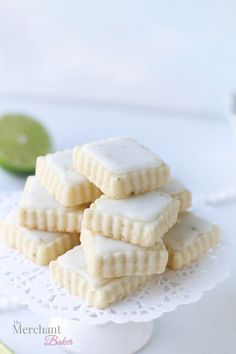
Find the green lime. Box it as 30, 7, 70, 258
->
0, 114, 52, 173
0, 340, 15, 354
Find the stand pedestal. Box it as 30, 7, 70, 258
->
0, 195, 231, 354
49, 317, 154, 354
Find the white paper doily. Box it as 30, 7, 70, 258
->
0, 192, 231, 325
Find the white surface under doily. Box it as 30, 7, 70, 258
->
0, 192, 231, 325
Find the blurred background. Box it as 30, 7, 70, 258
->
0, 0, 236, 195
0, 0, 235, 117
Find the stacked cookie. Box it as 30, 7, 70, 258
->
50, 137, 220, 308
0, 150, 101, 265
0, 137, 220, 309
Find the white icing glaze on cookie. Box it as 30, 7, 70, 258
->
82, 137, 163, 174
24, 228, 62, 243
58, 246, 109, 287
5, 211, 64, 244
24, 177, 65, 210
5, 210, 18, 226
94, 191, 171, 221
95, 233, 141, 255
158, 178, 186, 196
81, 229, 159, 255
47, 150, 87, 185
164, 212, 212, 251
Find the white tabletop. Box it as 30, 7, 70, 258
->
0, 100, 235, 354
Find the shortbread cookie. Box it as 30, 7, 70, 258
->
73, 137, 170, 198
81, 229, 168, 278
19, 176, 87, 233
164, 212, 220, 270
50, 245, 150, 308
82, 191, 180, 247
36, 150, 101, 207
0, 211, 80, 265
158, 178, 192, 212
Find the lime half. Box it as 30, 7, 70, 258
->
0, 340, 15, 354
0, 114, 52, 173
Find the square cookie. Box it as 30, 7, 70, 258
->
36, 150, 101, 207
73, 137, 170, 198
164, 212, 220, 270
19, 176, 87, 233
0, 211, 80, 265
82, 190, 180, 247
81, 229, 168, 278
158, 178, 192, 212
50, 245, 150, 309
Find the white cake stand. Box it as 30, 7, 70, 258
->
0, 192, 231, 354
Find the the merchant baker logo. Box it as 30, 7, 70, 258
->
13, 320, 73, 346
13, 320, 61, 335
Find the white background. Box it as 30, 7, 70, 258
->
0, 100, 235, 353
0, 0, 236, 118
